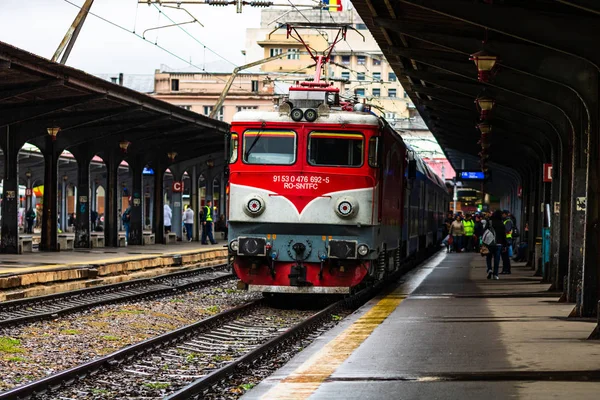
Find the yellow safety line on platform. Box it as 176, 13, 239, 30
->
0, 247, 224, 275
260, 291, 405, 399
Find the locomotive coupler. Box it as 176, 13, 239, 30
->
269, 251, 277, 279
318, 252, 328, 280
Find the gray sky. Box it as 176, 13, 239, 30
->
0, 0, 270, 74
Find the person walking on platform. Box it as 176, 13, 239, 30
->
486, 210, 507, 280
164, 203, 172, 233
462, 214, 475, 252
450, 215, 464, 253
184, 206, 194, 242
501, 210, 513, 274
201, 200, 217, 245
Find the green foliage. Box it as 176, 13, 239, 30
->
0, 337, 23, 354
144, 382, 170, 390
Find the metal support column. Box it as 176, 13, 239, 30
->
152, 166, 165, 244
61, 176, 67, 232
128, 160, 144, 246
74, 153, 92, 248
191, 166, 198, 241
41, 138, 61, 251
0, 126, 21, 254
104, 151, 119, 247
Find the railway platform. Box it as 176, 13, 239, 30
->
246, 251, 600, 400
0, 241, 227, 301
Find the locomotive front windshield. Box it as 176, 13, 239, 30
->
308, 132, 364, 167
243, 130, 296, 165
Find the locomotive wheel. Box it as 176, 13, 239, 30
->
376, 251, 387, 281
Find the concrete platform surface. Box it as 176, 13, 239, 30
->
0, 241, 227, 300
245, 252, 600, 400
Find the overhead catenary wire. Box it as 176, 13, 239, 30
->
61, 0, 257, 95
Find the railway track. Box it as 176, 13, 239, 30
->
0, 264, 233, 328
0, 274, 379, 400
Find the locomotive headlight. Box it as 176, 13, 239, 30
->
357, 244, 369, 256
335, 196, 359, 218
243, 194, 266, 217
229, 240, 239, 252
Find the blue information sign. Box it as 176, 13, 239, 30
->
460, 171, 485, 180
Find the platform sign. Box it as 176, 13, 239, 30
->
172, 181, 184, 192
457, 170, 486, 181
543, 163, 552, 182
517, 186, 522, 198
25, 188, 32, 196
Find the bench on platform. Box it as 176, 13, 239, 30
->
118, 235, 126, 247
19, 236, 33, 254
143, 233, 155, 245
58, 234, 74, 251
164, 232, 177, 244
91, 234, 105, 248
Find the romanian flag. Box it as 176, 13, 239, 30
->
322, 0, 342, 12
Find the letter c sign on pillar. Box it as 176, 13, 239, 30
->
172, 181, 184, 193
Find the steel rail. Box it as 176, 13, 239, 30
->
0, 299, 263, 400
166, 278, 390, 399
0, 263, 232, 328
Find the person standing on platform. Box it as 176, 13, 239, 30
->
184, 206, 194, 242
201, 200, 217, 245
164, 203, 172, 233
25, 208, 35, 234
462, 214, 475, 252
450, 215, 464, 253
501, 210, 513, 274
91, 210, 98, 231
122, 204, 131, 245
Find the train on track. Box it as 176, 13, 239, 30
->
226, 24, 450, 295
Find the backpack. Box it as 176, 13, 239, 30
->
512, 226, 520, 238
482, 226, 497, 247
122, 209, 131, 223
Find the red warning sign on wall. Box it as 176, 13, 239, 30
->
172, 181, 184, 192
543, 163, 552, 183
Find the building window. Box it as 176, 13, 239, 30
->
357, 55, 366, 65
373, 58, 382, 66
372, 88, 380, 97
341, 55, 350, 65
355, 88, 365, 97
270, 48, 283, 57
251, 80, 259, 92
385, 112, 397, 120
237, 106, 258, 112
388, 72, 397, 82
404, 90, 409, 98
355, 23, 367, 30
171, 78, 179, 91
388, 89, 397, 98
357, 72, 365, 81
372, 72, 381, 81
287, 48, 300, 60
203, 106, 224, 121
179, 105, 192, 110
341, 71, 350, 80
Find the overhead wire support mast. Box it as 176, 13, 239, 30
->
140, 0, 329, 13
209, 51, 295, 119
52, 0, 95, 64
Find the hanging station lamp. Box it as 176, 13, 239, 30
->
469, 50, 498, 82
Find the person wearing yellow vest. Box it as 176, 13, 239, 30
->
201, 200, 217, 245
501, 210, 513, 274
462, 214, 475, 252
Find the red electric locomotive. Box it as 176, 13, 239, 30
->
226, 24, 444, 295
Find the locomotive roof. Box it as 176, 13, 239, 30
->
232, 110, 380, 126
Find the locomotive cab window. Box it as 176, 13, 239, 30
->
243, 130, 296, 165
308, 132, 364, 167
368, 136, 381, 167
229, 133, 238, 164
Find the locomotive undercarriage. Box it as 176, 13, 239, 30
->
228, 222, 402, 294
